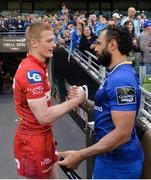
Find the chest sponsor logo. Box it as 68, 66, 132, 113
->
27, 86, 44, 95
27, 71, 43, 83
116, 86, 136, 104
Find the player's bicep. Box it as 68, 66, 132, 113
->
111, 110, 136, 141
28, 97, 48, 125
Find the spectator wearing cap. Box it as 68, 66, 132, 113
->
143, 20, 151, 29
112, 13, 121, 25
121, 7, 140, 37
138, 20, 151, 74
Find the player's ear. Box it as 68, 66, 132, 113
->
31, 38, 38, 48
108, 39, 118, 51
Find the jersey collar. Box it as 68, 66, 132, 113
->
27, 53, 47, 69
107, 61, 132, 75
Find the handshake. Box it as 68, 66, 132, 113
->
67, 85, 87, 105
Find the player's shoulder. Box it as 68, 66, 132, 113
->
15, 57, 44, 84
107, 65, 137, 87
17, 57, 43, 74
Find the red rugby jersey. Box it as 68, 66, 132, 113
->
13, 54, 52, 135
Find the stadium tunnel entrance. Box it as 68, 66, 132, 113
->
0, 52, 26, 93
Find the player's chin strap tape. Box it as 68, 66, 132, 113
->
59, 157, 82, 179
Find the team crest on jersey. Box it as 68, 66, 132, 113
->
27, 71, 43, 83
116, 86, 136, 104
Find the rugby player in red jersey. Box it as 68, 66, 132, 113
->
13, 22, 85, 179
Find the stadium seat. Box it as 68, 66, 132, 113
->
142, 75, 151, 92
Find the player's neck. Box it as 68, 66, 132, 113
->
28, 51, 45, 63
109, 53, 129, 69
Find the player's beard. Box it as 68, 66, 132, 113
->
97, 46, 112, 68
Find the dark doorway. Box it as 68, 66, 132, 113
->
0, 52, 26, 93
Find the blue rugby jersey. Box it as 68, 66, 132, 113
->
93, 62, 144, 179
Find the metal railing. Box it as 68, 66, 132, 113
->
63, 45, 106, 84
0, 30, 25, 36
138, 86, 151, 129
62, 44, 151, 130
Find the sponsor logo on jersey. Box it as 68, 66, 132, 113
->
41, 158, 52, 166
116, 86, 136, 104
94, 105, 103, 112
27, 86, 44, 95
27, 71, 43, 83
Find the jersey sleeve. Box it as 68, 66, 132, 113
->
106, 76, 138, 111
23, 70, 46, 100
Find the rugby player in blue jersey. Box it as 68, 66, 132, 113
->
58, 25, 144, 179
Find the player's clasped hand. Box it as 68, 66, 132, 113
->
68, 85, 86, 104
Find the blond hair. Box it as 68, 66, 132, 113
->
25, 21, 52, 48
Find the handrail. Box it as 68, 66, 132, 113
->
140, 86, 151, 97
84, 50, 97, 60
62, 44, 106, 83
58, 43, 151, 130
84, 50, 106, 82
0, 31, 25, 36
140, 109, 151, 122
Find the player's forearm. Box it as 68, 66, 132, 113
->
77, 127, 131, 161
79, 99, 94, 113
42, 98, 80, 124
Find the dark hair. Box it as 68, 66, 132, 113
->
124, 20, 135, 37
108, 18, 116, 22
104, 25, 133, 56
82, 25, 94, 37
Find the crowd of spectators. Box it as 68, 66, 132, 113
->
0, 15, 32, 31
0, 5, 151, 74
